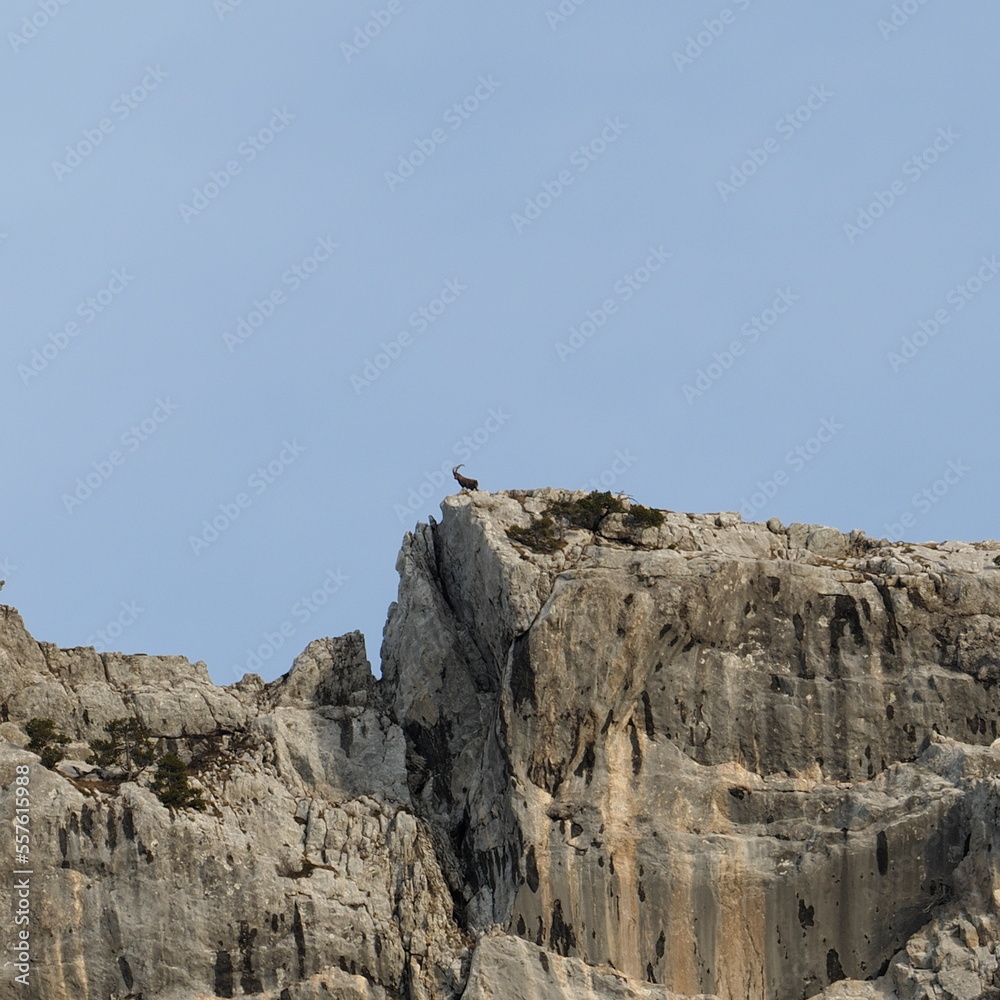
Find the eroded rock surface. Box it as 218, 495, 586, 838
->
383, 491, 1000, 1000
3, 490, 1000, 1000
0, 628, 467, 1000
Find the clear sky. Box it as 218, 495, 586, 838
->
4, 1, 998, 684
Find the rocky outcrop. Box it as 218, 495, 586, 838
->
3, 489, 1000, 1000
0, 628, 467, 1000
384, 491, 1000, 1000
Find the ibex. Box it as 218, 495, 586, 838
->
452, 465, 479, 490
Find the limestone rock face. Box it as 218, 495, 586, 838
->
3, 491, 1000, 1000
0, 611, 467, 1000
381, 492, 1000, 1000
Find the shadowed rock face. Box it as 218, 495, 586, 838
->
3, 490, 1000, 1000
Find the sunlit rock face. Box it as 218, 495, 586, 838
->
383, 491, 1000, 1000
3, 490, 1000, 1000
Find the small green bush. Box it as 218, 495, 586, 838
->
627, 504, 665, 529
507, 491, 665, 554
549, 491, 627, 531
152, 753, 205, 810
25, 718, 71, 769
506, 515, 563, 553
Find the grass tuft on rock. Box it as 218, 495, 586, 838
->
506, 515, 563, 553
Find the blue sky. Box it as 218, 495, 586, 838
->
4, 1, 998, 683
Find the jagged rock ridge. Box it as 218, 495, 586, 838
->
3, 489, 1000, 1000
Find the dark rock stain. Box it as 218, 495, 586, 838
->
641, 691, 655, 739
511, 633, 536, 710
292, 903, 306, 979
574, 742, 596, 784
525, 846, 539, 893
238, 921, 263, 994
826, 948, 845, 982
628, 719, 642, 774
549, 899, 577, 956
214, 951, 233, 998
877, 830, 888, 875
770, 674, 793, 695
874, 582, 900, 654
117, 956, 134, 990
830, 595, 864, 658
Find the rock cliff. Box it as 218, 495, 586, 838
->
3, 489, 1000, 1000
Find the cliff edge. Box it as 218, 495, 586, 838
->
3, 489, 1000, 1000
